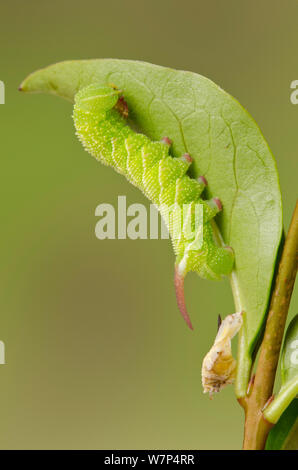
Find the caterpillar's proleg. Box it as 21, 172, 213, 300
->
160, 136, 172, 146
73, 84, 234, 329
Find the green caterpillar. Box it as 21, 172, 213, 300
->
73, 84, 234, 329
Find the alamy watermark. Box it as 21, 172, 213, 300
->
95, 195, 204, 248
0, 81, 5, 104
0, 341, 5, 364
290, 80, 298, 104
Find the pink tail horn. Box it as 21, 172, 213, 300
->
174, 266, 193, 330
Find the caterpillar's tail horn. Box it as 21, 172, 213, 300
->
174, 266, 193, 330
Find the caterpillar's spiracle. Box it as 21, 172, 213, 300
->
73, 85, 234, 329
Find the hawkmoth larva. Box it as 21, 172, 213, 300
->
73, 84, 234, 329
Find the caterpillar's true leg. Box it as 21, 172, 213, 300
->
115, 95, 129, 118
174, 265, 193, 330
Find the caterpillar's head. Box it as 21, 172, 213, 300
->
74, 84, 120, 114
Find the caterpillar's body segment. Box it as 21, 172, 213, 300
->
73, 85, 234, 329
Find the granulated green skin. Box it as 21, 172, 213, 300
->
73, 84, 234, 281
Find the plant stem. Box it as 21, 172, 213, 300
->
240, 200, 298, 450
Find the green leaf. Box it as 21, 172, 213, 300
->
266, 399, 298, 450
19, 60, 283, 395
264, 315, 298, 424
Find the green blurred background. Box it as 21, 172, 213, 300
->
0, 0, 297, 450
